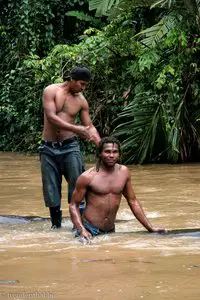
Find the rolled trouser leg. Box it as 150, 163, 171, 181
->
40, 153, 62, 207
40, 153, 62, 228
63, 151, 85, 214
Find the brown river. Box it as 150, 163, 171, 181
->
0, 152, 200, 300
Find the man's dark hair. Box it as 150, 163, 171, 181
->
63, 66, 91, 82
96, 136, 121, 171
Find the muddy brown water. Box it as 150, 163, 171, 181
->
0, 153, 200, 300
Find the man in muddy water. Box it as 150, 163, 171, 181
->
69, 136, 166, 243
38, 67, 100, 229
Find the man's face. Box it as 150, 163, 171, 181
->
70, 80, 88, 93
100, 143, 120, 167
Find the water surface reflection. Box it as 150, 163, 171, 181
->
0, 153, 200, 300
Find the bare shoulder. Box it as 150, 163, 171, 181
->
77, 93, 88, 108
118, 164, 130, 176
77, 167, 96, 185
43, 83, 62, 94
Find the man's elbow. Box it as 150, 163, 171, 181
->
69, 202, 78, 214
69, 202, 74, 212
46, 114, 56, 124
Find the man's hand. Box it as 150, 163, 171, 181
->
87, 124, 101, 146
76, 125, 92, 140
80, 228, 92, 244
151, 227, 167, 234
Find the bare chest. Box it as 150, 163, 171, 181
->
89, 173, 126, 195
55, 91, 81, 118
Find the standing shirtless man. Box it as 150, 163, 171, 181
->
38, 67, 100, 229
69, 136, 166, 242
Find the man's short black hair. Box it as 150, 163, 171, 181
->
69, 66, 92, 82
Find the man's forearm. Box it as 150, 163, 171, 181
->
88, 124, 101, 146
69, 204, 85, 233
130, 200, 154, 232
47, 114, 79, 133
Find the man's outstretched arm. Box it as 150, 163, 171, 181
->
123, 168, 166, 233
69, 175, 92, 241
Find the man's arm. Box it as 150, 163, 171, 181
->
79, 97, 101, 146
122, 167, 166, 233
69, 174, 92, 241
43, 86, 91, 140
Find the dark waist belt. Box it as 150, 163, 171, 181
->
41, 136, 77, 148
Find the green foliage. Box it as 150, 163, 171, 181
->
113, 92, 162, 163
134, 14, 181, 48
0, 0, 104, 152
1, 0, 200, 164
89, 0, 120, 16
66, 11, 105, 28
89, 0, 155, 16
113, 12, 200, 163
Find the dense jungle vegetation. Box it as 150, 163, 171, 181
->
0, 0, 200, 163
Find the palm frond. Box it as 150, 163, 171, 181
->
151, 0, 200, 32
159, 95, 182, 161
65, 11, 104, 27
183, 0, 200, 32
150, 0, 177, 8
134, 13, 181, 48
107, 0, 154, 19
183, 0, 199, 15
113, 93, 162, 163
118, 0, 155, 8
89, 0, 156, 16
89, 0, 121, 16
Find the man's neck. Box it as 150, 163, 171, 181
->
62, 82, 80, 96
62, 82, 74, 95
62, 81, 69, 91
100, 163, 116, 173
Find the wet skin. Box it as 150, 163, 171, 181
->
69, 143, 166, 242
42, 80, 100, 145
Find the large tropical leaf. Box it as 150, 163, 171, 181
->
183, 0, 200, 31
113, 93, 162, 163
151, 0, 200, 11
134, 13, 181, 48
89, 0, 121, 16
89, 0, 155, 16
160, 99, 181, 162
65, 11, 104, 27
160, 88, 200, 162
150, 0, 177, 8
151, 0, 200, 31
